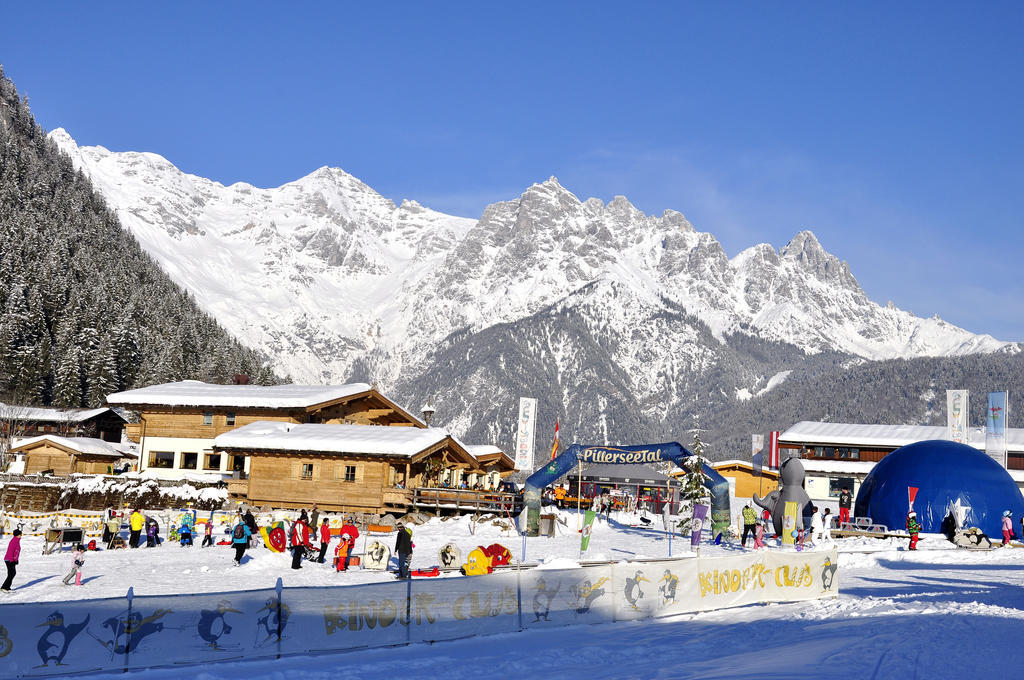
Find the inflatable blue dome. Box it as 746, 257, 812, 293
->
854, 440, 1024, 536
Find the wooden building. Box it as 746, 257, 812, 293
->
1, 403, 126, 443
709, 460, 780, 499
214, 421, 515, 513
106, 381, 429, 481
13, 435, 136, 476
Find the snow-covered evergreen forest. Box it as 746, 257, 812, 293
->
0, 67, 276, 408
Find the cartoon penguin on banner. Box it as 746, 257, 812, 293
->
623, 571, 649, 610
36, 612, 90, 666
821, 557, 838, 591
255, 599, 290, 647
532, 578, 560, 622
198, 600, 242, 650
658, 570, 679, 605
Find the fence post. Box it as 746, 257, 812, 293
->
124, 586, 134, 672
405, 573, 412, 646
516, 559, 523, 632
275, 577, 283, 660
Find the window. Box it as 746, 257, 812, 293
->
828, 477, 855, 498
344, 465, 357, 482
181, 452, 198, 469
204, 453, 222, 470
149, 451, 174, 469
226, 412, 236, 426
203, 412, 213, 425
230, 455, 246, 472
301, 463, 314, 480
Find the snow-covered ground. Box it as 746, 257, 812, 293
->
5, 507, 1024, 679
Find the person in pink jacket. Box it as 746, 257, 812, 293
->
2, 529, 22, 592
1002, 510, 1014, 546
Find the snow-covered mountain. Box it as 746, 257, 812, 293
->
49, 128, 1017, 452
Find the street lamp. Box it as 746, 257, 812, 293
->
421, 401, 435, 427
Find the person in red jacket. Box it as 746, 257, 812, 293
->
2, 529, 22, 592
289, 514, 310, 570
316, 519, 331, 563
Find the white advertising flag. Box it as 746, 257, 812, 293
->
947, 389, 969, 444
514, 397, 538, 471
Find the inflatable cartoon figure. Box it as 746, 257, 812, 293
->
754, 457, 811, 536
462, 547, 492, 575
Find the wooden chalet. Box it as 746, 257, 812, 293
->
13, 435, 137, 476
1, 403, 126, 443
708, 460, 779, 499
106, 380, 427, 481
214, 422, 516, 513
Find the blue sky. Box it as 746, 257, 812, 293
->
4, 3, 1023, 339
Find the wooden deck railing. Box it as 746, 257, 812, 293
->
413, 487, 522, 515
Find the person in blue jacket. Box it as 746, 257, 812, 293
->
231, 519, 252, 566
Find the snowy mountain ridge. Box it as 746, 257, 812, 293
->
48, 128, 1017, 448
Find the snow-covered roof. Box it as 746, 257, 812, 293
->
107, 380, 373, 409
0, 403, 118, 423
798, 459, 877, 475
463, 444, 504, 458
12, 435, 135, 459
780, 421, 1024, 453
214, 421, 451, 457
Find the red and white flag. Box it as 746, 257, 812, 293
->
549, 418, 560, 461
908, 486, 919, 512
768, 431, 780, 470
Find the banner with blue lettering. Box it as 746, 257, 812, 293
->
986, 391, 1008, 468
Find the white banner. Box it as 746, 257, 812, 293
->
947, 389, 969, 444
514, 397, 538, 471
0, 551, 838, 677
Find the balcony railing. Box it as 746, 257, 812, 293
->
413, 487, 522, 515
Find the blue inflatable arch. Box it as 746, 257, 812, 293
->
524, 442, 731, 537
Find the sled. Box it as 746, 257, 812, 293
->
412, 567, 440, 577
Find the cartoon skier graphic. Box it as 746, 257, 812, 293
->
97, 608, 172, 656
197, 600, 242, 650
571, 576, 609, 614
255, 598, 290, 647
532, 577, 561, 622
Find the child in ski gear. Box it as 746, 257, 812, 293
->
316, 519, 331, 563
741, 504, 757, 547
2, 529, 21, 592
907, 511, 921, 550
179, 522, 193, 547
231, 520, 251, 565
753, 520, 765, 549
62, 544, 85, 585
810, 506, 824, 544
202, 520, 214, 548
146, 518, 158, 547
822, 508, 833, 541
1002, 510, 1013, 546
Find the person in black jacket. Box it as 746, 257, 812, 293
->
394, 523, 413, 579
244, 509, 258, 547
838, 487, 852, 526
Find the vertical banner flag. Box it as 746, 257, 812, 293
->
514, 397, 538, 471
908, 486, 919, 512
986, 391, 1009, 468
782, 501, 798, 546
550, 418, 560, 461
946, 389, 969, 443
580, 510, 596, 553
691, 503, 709, 547
768, 431, 781, 470
751, 434, 765, 477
